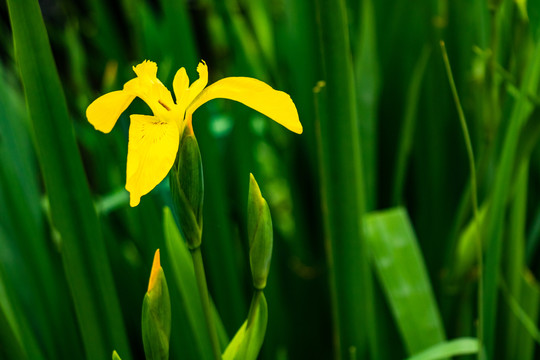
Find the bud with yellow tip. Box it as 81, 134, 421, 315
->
142, 249, 171, 360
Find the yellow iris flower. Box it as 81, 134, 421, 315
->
86, 60, 302, 207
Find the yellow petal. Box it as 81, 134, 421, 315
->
133, 60, 158, 80
86, 91, 135, 133
124, 75, 175, 117
151, 82, 176, 112
178, 60, 208, 109
187, 77, 303, 134
173, 67, 189, 104
126, 115, 180, 206
147, 249, 161, 292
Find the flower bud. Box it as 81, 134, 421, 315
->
247, 174, 273, 290
170, 125, 204, 249
142, 250, 171, 360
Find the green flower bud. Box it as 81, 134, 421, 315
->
170, 126, 204, 249
247, 174, 273, 290
142, 250, 171, 360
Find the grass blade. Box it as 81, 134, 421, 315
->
501, 159, 528, 359
481, 37, 540, 359
528, 0, 540, 41
500, 275, 540, 360
392, 45, 431, 205
365, 207, 446, 355
315, 0, 375, 357
406, 338, 479, 360
516, 273, 540, 360
0, 63, 61, 358
7, 0, 131, 357
0, 252, 45, 360
354, 0, 380, 210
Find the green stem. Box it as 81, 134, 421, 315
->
247, 290, 262, 327
239, 289, 263, 359
440, 41, 483, 359
191, 247, 222, 360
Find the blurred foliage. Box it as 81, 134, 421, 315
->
1, 0, 540, 359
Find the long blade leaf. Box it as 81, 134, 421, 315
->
365, 208, 446, 355
7, 0, 130, 357
406, 338, 479, 360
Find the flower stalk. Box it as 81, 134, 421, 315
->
191, 246, 222, 360
170, 128, 221, 360
86, 59, 301, 360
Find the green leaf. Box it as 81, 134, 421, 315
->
515, 273, 540, 360
500, 276, 540, 355
482, 29, 540, 360
354, 0, 380, 211
244, 0, 277, 72
0, 62, 60, 358
0, 267, 27, 360
0, 257, 44, 360
6, 0, 130, 358
502, 160, 529, 359
392, 45, 431, 205
158, 0, 199, 70
314, 0, 375, 356
223, 292, 268, 360
528, 0, 540, 41
406, 338, 479, 360
365, 208, 446, 356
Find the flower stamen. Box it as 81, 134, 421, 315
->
159, 100, 171, 111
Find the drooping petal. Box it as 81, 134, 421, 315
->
173, 67, 189, 104
86, 90, 135, 133
126, 115, 180, 206
187, 77, 303, 134
178, 60, 208, 109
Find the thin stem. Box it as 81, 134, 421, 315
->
191, 247, 222, 360
247, 290, 262, 327
233, 289, 263, 359
440, 41, 484, 359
